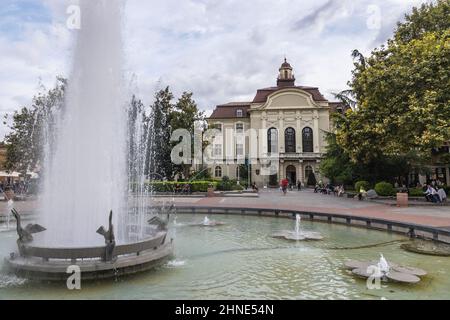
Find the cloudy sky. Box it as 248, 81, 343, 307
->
0, 0, 429, 139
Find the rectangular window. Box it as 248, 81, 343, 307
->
213, 144, 222, 156
211, 123, 222, 132
236, 144, 244, 157
236, 123, 244, 134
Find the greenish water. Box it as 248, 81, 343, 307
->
0, 214, 449, 300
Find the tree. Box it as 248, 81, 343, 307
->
319, 133, 354, 185
335, 0, 450, 164
3, 77, 66, 173
146, 87, 174, 180
170, 92, 205, 179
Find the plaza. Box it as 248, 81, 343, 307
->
0, 0, 448, 305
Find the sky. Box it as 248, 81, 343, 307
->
0, 0, 430, 139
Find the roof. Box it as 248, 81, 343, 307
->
209, 103, 251, 119
252, 86, 328, 103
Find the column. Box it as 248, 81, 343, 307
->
298, 161, 303, 184
279, 111, 284, 153
313, 111, 320, 153
296, 112, 302, 153
279, 161, 284, 181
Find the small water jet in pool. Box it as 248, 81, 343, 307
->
190, 216, 226, 227
2, 200, 14, 231
345, 253, 427, 284
272, 214, 323, 241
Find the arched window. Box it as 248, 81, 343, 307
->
285, 127, 296, 153
215, 166, 222, 178
302, 127, 314, 153
268, 128, 278, 154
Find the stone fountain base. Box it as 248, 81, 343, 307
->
4, 232, 174, 281
272, 230, 323, 241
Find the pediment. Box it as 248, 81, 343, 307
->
257, 89, 321, 110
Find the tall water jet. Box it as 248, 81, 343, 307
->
272, 214, 323, 241
40, 0, 127, 246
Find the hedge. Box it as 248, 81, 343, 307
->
216, 176, 245, 191
409, 188, 424, 197
374, 182, 396, 197
132, 181, 218, 193
355, 181, 371, 192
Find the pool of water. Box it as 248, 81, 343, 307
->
1, 214, 449, 300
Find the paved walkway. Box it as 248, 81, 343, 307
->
2, 189, 450, 230
154, 189, 450, 230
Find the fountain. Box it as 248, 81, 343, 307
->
4, 0, 173, 281
190, 216, 226, 227
6, 200, 13, 230
345, 254, 427, 284
272, 214, 323, 241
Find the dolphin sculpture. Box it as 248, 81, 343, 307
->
96, 210, 115, 243
96, 210, 116, 262
11, 208, 46, 243
148, 204, 174, 231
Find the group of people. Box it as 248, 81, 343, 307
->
424, 184, 447, 203
314, 181, 346, 197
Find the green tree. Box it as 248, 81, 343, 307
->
170, 92, 205, 179
147, 87, 174, 180
3, 77, 66, 173
335, 0, 449, 166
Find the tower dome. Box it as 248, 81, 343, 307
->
277, 58, 296, 87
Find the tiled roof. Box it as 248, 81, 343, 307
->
209, 103, 251, 119
252, 86, 328, 103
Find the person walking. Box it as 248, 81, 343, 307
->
297, 180, 302, 191
281, 178, 289, 196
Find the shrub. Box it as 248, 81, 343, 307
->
355, 181, 371, 192
375, 182, 396, 197
443, 186, 450, 195
409, 188, 424, 197
216, 176, 244, 191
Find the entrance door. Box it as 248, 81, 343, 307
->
286, 165, 297, 186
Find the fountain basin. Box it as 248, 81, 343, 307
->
4, 231, 173, 281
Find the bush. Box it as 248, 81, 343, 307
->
443, 186, 450, 195
409, 188, 424, 197
375, 182, 396, 197
216, 176, 244, 191
355, 181, 371, 192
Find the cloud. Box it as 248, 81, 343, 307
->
0, 0, 429, 139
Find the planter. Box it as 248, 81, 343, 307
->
207, 187, 215, 198
4, 188, 14, 201
397, 193, 408, 207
